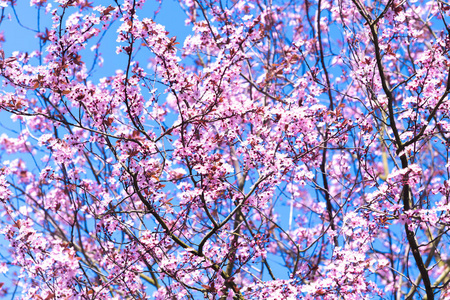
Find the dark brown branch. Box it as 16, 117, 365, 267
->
351, 0, 435, 298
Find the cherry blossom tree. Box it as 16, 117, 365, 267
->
1, 0, 450, 298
